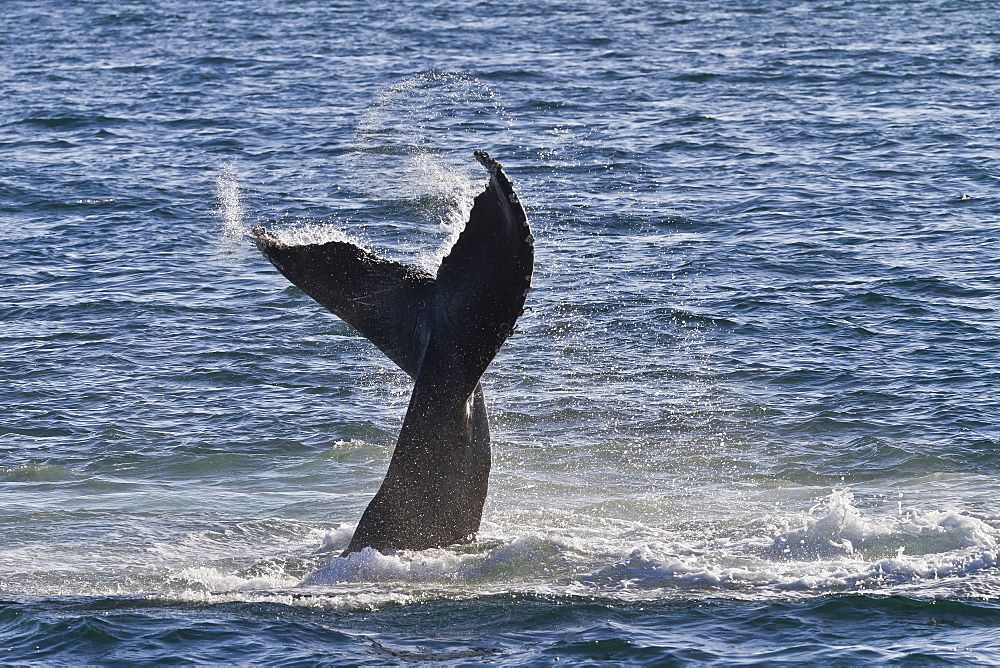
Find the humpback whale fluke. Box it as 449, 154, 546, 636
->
252, 151, 533, 555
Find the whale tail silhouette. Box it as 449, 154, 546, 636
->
253, 151, 533, 553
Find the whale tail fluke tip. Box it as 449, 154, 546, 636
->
474, 149, 500, 174
250, 225, 284, 252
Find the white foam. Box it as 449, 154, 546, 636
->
160, 587, 419, 611
578, 489, 998, 595
5, 491, 993, 604
769, 489, 995, 560
302, 547, 462, 585
169, 565, 300, 592
295, 490, 998, 599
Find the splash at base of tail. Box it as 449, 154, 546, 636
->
253, 151, 533, 555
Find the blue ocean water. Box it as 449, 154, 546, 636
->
2, 0, 999, 663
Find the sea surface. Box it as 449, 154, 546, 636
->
2, 0, 999, 663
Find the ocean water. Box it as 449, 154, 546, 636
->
2, 0, 999, 663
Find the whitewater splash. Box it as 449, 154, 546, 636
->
1, 487, 980, 609
583, 490, 997, 595
132, 489, 997, 610
292, 489, 995, 596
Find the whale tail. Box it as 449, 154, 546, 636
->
252, 151, 532, 386
253, 151, 533, 552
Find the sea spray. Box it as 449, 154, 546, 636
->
216, 161, 248, 254
349, 72, 509, 272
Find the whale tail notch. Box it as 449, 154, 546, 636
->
252, 151, 533, 553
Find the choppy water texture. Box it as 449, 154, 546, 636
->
2, 0, 999, 663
